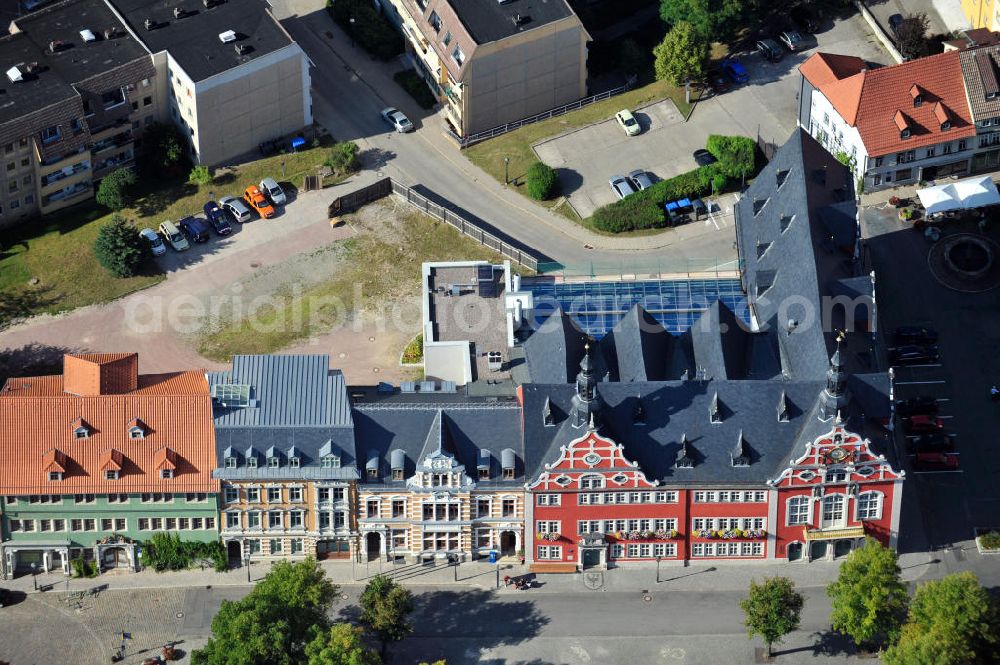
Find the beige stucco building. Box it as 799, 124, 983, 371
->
379, 0, 589, 137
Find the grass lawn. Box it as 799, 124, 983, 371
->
0, 143, 334, 327
197, 204, 521, 361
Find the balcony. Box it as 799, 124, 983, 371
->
93, 151, 135, 177
38, 144, 87, 168
41, 161, 91, 189
42, 182, 92, 209
89, 116, 131, 142
91, 130, 133, 155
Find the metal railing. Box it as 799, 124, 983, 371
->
328, 178, 542, 272
450, 76, 637, 148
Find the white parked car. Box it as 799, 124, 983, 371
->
139, 227, 166, 256
259, 177, 286, 206
380, 107, 414, 133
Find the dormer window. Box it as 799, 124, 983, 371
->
709, 393, 722, 424
321, 455, 340, 469
289, 456, 300, 468
160, 468, 174, 479
988, 91, 999, 100
74, 426, 89, 439
901, 129, 911, 139
105, 470, 119, 480
225, 456, 237, 468
910, 84, 924, 107
392, 468, 404, 481
367, 467, 379, 479
479, 468, 490, 480
129, 426, 145, 439
267, 456, 279, 468
501, 448, 516, 480
503, 467, 514, 480
48, 471, 63, 481
913, 95, 922, 106
248, 456, 258, 468
941, 121, 951, 131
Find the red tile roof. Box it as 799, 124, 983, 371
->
801, 51, 977, 156
0, 355, 217, 494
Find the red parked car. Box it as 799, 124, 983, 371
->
914, 452, 959, 471
903, 414, 944, 433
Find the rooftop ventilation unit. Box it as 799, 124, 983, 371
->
173, 7, 186, 19
219, 29, 237, 43
235, 43, 247, 55
144, 18, 155, 31
80, 29, 96, 43
103, 27, 117, 39
49, 40, 65, 53
6, 65, 22, 83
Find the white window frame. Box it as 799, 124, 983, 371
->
579, 474, 604, 489
787, 495, 811, 526
856, 491, 883, 521
821, 493, 847, 529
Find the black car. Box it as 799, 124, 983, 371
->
790, 5, 820, 33
706, 67, 731, 94
203, 201, 233, 236
888, 13, 904, 38
756, 38, 784, 62
895, 396, 939, 418
894, 326, 938, 345
693, 149, 717, 167
907, 431, 957, 454
0, 587, 8, 607
178, 216, 211, 243
889, 345, 939, 366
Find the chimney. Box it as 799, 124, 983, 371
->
63, 354, 139, 396
145, 18, 155, 31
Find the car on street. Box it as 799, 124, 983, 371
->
243, 185, 276, 219
896, 396, 939, 417
158, 220, 190, 252
380, 107, 414, 133
178, 216, 211, 243
790, 5, 820, 33
706, 67, 731, 94
609, 175, 636, 199
894, 325, 938, 345
914, 451, 960, 471
0, 586, 10, 607
627, 169, 653, 191
756, 38, 784, 62
722, 59, 749, 84
615, 109, 641, 136
888, 13, 904, 38
889, 344, 939, 366
220, 195, 252, 223
138, 227, 166, 256
903, 414, 945, 433
907, 431, 957, 453
259, 177, 287, 206
779, 30, 804, 51
693, 149, 717, 167
203, 201, 233, 235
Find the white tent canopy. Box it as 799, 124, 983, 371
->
916, 175, 1000, 215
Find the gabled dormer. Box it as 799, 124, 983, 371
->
100, 449, 123, 480
894, 110, 911, 140
286, 445, 300, 469
777, 390, 790, 422
245, 445, 259, 469
909, 83, 924, 107
42, 448, 67, 481
709, 392, 722, 424
127, 418, 147, 439
542, 396, 555, 427
675, 433, 695, 469
319, 440, 341, 469
731, 431, 751, 467
71, 417, 91, 439
154, 446, 176, 479
265, 445, 280, 468
223, 446, 237, 468
933, 101, 952, 131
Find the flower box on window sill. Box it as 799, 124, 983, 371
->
613, 529, 679, 542
536, 532, 561, 542
698, 528, 766, 540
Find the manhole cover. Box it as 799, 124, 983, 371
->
338, 352, 346, 358
369, 336, 375, 342
341, 593, 349, 600
643, 594, 653, 603
373, 367, 379, 373
176, 612, 184, 619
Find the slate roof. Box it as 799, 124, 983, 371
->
111, 0, 294, 82
353, 401, 524, 490
801, 50, 976, 156
0, 34, 79, 124
522, 307, 595, 383
446, 0, 574, 45
959, 44, 1000, 121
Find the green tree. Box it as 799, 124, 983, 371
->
740, 576, 804, 658
139, 122, 188, 174
93, 214, 145, 278
653, 22, 708, 87
189, 165, 213, 185
95, 167, 137, 211
360, 574, 414, 658
525, 161, 557, 200
193, 559, 338, 665
305, 623, 381, 665
884, 572, 999, 665
325, 142, 360, 175
895, 13, 930, 60
827, 538, 908, 648
659, 0, 746, 41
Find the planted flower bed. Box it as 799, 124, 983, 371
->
612, 529, 679, 541
697, 528, 766, 540
975, 529, 1000, 554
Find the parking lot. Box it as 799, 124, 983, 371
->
862, 199, 1000, 552
534, 10, 887, 219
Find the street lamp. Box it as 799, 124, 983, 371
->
655, 556, 662, 584
349, 17, 356, 48
244, 547, 251, 583
504, 156, 510, 185
31, 562, 37, 590
448, 554, 458, 582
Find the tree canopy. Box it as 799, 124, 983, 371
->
93, 214, 145, 278
653, 22, 709, 86
895, 13, 930, 61
740, 576, 804, 657
304, 623, 381, 665
659, 0, 747, 42
884, 572, 1000, 665
95, 167, 137, 211
360, 574, 415, 655
826, 539, 908, 648
192, 560, 339, 665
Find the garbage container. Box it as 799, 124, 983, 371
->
488, 551, 498, 564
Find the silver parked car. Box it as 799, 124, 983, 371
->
259, 177, 286, 206
609, 175, 636, 200
380, 107, 414, 133
628, 169, 653, 191
139, 227, 166, 256
220, 195, 252, 223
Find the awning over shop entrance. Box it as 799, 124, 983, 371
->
916, 175, 1000, 215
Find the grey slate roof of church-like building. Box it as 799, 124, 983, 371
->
353, 399, 524, 490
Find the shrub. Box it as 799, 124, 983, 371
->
71, 557, 98, 578
138, 122, 188, 175
94, 214, 146, 277
189, 165, 213, 185
402, 334, 423, 364
980, 530, 1000, 549
95, 167, 137, 211
328, 0, 403, 61
712, 173, 727, 194
325, 141, 360, 175
393, 70, 437, 110
141, 532, 227, 572
706, 135, 756, 179
526, 162, 558, 200
590, 164, 720, 233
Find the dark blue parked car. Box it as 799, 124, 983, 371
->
179, 216, 211, 243
203, 201, 233, 235
723, 59, 749, 84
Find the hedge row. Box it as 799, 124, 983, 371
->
328, 0, 404, 61
590, 134, 757, 233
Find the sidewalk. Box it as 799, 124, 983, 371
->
2, 548, 938, 597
